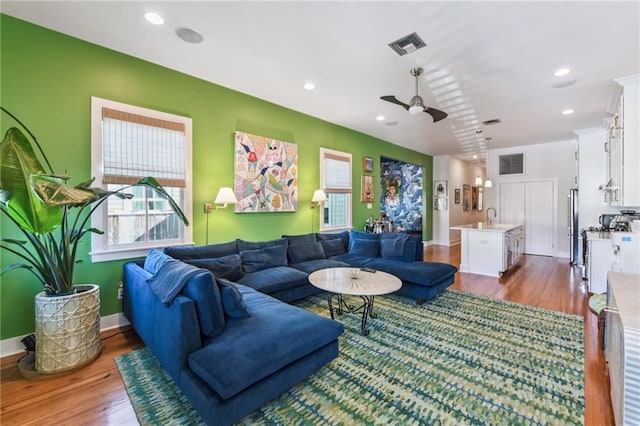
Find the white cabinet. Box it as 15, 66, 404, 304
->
609, 75, 640, 207
585, 233, 615, 294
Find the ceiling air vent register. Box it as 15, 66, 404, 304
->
388, 32, 426, 56
499, 153, 524, 175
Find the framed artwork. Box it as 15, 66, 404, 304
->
360, 174, 375, 202
462, 184, 471, 211
454, 188, 461, 204
233, 131, 298, 213
363, 156, 374, 172
472, 186, 479, 210
434, 180, 447, 197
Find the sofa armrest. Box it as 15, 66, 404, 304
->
123, 262, 202, 382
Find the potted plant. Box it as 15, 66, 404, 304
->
0, 107, 189, 374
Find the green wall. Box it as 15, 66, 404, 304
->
0, 15, 433, 340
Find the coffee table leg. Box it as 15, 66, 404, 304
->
327, 294, 335, 320
368, 295, 377, 318
359, 295, 372, 336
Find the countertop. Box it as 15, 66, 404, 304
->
607, 271, 640, 330
585, 231, 611, 241
450, 223, 523, 232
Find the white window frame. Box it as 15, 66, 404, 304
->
319, 147, 352, 232
90, 97, 193, 262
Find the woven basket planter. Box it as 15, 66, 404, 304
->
35, 284, 103, 374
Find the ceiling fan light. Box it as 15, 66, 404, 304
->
408, 105, 423, 115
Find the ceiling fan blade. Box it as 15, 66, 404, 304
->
380, 95, 409, 110
425, 107, 448, 123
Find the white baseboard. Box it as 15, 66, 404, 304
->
0, 313, 130, 358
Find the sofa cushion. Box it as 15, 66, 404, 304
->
288, 242, 325, 264
180, 271, 226, 337
164, 241, 238, 260
144, 249, 173, 274
320, 238, 346, 257
237, 237, 287, 252
185, 254, 245, 281
283, 233, 317, 246
237, 266, 309, 295
364, 257, 457, 288
216, 278, 251, 319
316, 230, 349, 251
188, 285, 344, 400
380, 232, 414, 262
240, 245, 288, 273
349, 229, 380, 241
407, 234, 424, 261
289, 258, 351, 274
349, 238, 379, 258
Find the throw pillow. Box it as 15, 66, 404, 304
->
239, 245, 288, 273
320, 239, 346, 257
282, 233, 317, 246
144, 249, 173, 274
349, 238, 380, 258
164, 240, 238, 260
237, 237, 287, 252
349, 229, 380, 241
380, 232, 409, 258
287, 242, 326, 264
185, 254, 245, 281
316, 230, 350, 250
216, 278, 251, 319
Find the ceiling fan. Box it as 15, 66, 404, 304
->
381, 67, 448, 123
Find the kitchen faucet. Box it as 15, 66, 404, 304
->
486, 207, 497, 225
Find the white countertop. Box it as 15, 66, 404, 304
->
607, 272, 640, 330
450, 222, 523, 232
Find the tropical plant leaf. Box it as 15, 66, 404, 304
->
1, 263, 33, 275
30, 174, 99, 207
137, 177, 190, 225
0, 127, 62, 234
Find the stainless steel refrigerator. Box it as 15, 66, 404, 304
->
568, 188, 579, 265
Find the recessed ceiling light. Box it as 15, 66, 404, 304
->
473, 155, 478, 159
144, 12, 165, 25
303, 82, 315, 91
562, 109, 575, 115
376, 115, 385, 121
175, 27, 203, 44
554, 68, 571, 77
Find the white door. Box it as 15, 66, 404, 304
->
499, 180, 554, 256
525, 181, 554, 255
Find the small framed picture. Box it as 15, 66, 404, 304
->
363, 156, 374, 172
454, 188, 461, 204
434, 180, 447, 196
361, 174, 375, 202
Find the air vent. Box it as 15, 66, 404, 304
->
482, 118, 502, 126
499, 153, 524, 175
388, 32, 426, 56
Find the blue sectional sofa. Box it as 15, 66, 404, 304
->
123, 230, 456, 425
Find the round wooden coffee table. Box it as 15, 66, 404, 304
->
308, 267, 402, 335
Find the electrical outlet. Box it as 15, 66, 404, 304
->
117, 281, 124, 300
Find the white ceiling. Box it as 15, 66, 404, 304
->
3, 1, 639, 159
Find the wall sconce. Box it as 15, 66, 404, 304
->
310, 189, 327, 233
204, 187, 237, 244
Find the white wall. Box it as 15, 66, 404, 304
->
485, 139, 577, 258
432, 155, 451, 245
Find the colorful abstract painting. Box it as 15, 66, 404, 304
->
234, 132, 298, 212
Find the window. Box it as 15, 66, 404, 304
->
90, 97, 192, 262
319, 148, 352, 231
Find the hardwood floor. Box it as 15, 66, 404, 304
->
1, 245, 613, 425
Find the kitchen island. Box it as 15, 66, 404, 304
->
450, 223, 525, 277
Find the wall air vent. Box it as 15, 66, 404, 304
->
499, 153, 524, 175
388, 32, 426, 56
482, 118, 502, 126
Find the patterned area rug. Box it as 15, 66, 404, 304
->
115, 290, 584, 425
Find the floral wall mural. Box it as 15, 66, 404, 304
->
234, 131, 298, 212
380, 157, 423, 232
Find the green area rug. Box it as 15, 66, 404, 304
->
115, 290, 584, 425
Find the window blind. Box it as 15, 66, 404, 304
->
102, 107, 186, 187
323, 152, 351, 193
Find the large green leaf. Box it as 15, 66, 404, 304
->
137, 177, 190, 226
0, 127, 61, 234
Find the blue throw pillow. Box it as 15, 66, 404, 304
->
350, 229, 380, 241
239, 245, 288, 273
237, 237, 287, 252
288, 242, 326, 264
380, 232, 409, 257
349, 238, 380, 258
216, 278, 251, 319
283, 233, 317, 246
144, 249, 173, 274
164, 241, 238, 260
317, 230, 350, 250
320, 239, 346, 257
185, 254, 245, 281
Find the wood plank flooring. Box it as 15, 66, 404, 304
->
1, 245, 614, 425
